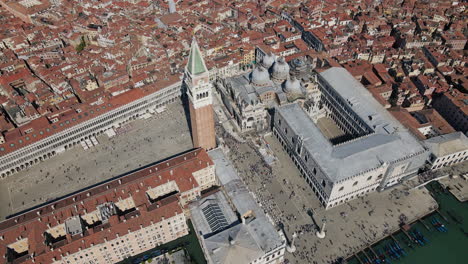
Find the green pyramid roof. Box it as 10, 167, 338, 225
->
187, 38, 208, 75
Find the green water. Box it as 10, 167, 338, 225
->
347, 182, 468, 264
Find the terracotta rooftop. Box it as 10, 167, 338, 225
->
0, 148, 213, 264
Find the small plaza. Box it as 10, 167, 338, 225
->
219, 124, 437, 264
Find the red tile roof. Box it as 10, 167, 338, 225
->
0, 148, 212, 264
0, 86, 154, 156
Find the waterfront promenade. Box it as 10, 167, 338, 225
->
437, 161, 468, 202
348, 180, 468, 264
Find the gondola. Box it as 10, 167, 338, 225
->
392, 241, 407, 257
414, 228, 429, 243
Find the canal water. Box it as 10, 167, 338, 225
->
347, 182, 468, 264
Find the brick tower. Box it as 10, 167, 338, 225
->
185, 38, 216, 150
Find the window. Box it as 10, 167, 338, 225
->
377, 174, 383, 179
339, 186, 344, 191
321, 180, 326, 188
367, 176, 372, 181
313, 168, 317, 175
353, 181, 358, 186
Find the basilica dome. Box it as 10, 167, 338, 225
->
261, 52, 276, 69
283, 76, 302, 94
251, 66, 270, 87
272, 57, 290, 82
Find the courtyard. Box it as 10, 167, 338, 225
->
316, 117, 346, 141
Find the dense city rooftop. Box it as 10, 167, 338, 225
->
0, 0, 466, 162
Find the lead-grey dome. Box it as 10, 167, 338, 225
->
272, 57, 290, 82
261, 52, 276, 69
251, 66, 270, 87
283, 76, 302, 94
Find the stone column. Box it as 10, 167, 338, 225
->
286, 232, 297, 253
316, 218, 326, 239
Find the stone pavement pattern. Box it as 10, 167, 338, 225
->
218, 122, 437, 264
0, 103, 193, 220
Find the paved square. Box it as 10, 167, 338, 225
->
0, 103, 193, 220
220, 127, 437, 264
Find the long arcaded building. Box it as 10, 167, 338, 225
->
0, 80, 182, 179
0, 148, 217, 264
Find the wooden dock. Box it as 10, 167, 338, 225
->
368, 246, 379, 258
362, 250, 372, 262
436, 209, 449, 222
354, 253, 364, 264
418, 219, 430, 230
401, 229, 414, 242
390, 234, 403, 248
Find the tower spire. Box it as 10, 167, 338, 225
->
187, 38, 208, 76
184, 37, 216, 151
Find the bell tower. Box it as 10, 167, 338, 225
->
185, 38, 216, 150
